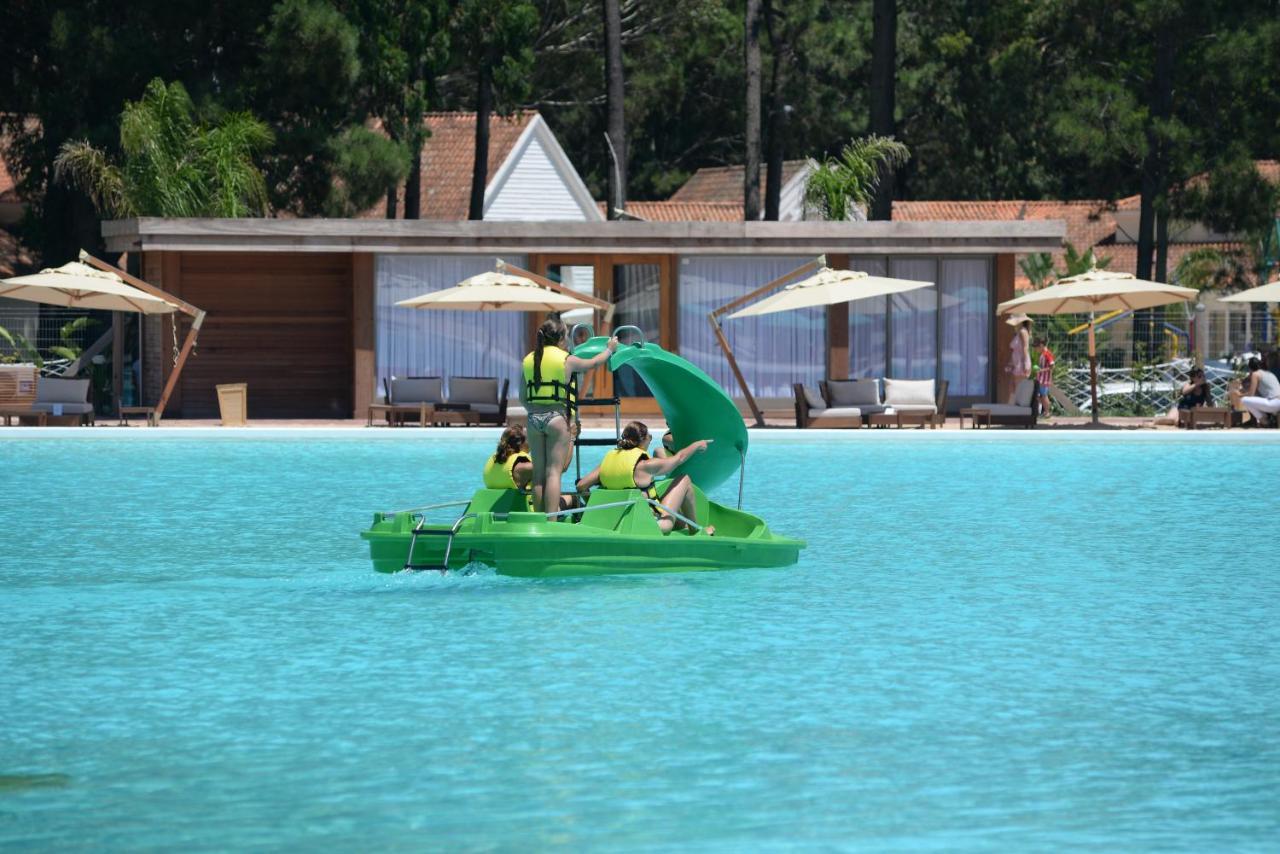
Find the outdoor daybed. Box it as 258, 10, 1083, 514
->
446, 377, 511, 426
963, 378, 1038, 428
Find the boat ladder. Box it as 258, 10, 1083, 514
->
398, 502, 477, 572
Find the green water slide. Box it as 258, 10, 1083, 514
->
573, 335, 748, 492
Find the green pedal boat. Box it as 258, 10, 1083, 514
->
360, 332, 805, 578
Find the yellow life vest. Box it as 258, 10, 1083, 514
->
599, 447, 657, 498
522, 346, 574, 407
483, 453, 529, 490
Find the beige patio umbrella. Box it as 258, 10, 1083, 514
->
0, 252, 206, 423
395, 264, 610, 313
709, 256, 934, 426
1218, 279, 1280, 303
726, 267, 934, 319
0, 261, 180, 314
998, 268, 1197, 424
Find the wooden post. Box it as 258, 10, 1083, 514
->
825, 252, 850, 380
112, 311, 124, 416
352, 254, 376, 416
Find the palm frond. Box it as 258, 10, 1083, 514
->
803, 135, 910, 221
53, 141, 130, 217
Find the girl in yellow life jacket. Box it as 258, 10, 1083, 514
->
575, 421, 715, 535
522, 314, 617, 514
483, 425, 533, 491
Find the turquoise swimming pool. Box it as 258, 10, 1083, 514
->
2, 430, 1278, 849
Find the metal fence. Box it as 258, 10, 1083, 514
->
1035, 304, 1274, 415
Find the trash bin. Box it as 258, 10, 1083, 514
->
215, 383, 248, 426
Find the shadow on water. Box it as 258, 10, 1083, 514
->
0, 774, 71, 793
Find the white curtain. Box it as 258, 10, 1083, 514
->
940, 258, 990, 396
678, 256, 824, 398
846, 257, 888, 378
889, 258, 938, 379
375, 255, 528, 397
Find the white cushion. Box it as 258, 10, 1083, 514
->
971, 403, 1032, 416
449, 377, 498, 405
1014, 378, 1036, 408
35, 378, 90, 405
802, 386, 825, 410
816, 406, 863, 418
888, 403, 937, 415
884, 378, 935, 406
390, 377, 443, 404
826, 379, 880, 406
468, 402, 501, 415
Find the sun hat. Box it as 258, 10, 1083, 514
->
1004, 313, 1032, 326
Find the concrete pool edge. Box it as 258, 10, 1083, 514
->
2, 426, 1279, 443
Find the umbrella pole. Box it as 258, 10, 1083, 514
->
708, 314, 765, 427
154, 311, 205, 423
1088, 312, 1099, 425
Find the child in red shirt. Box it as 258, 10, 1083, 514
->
1034, 338, 1055, 417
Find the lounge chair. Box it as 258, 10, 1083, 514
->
32, 377, 95, 425
382, 376, 445, 425
793, 383, 864, 428
965, 378, 1037, 428
448, 377, 511, 425
882, 378, 949, 428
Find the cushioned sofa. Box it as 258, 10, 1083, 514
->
793, 383, 865, 428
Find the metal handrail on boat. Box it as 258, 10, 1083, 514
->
384, 499, 472, 517
404, 511, 477, 572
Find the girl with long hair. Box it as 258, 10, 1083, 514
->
483, 424, 533, 491
521, 314, 617, 513
575, 421, 715, 535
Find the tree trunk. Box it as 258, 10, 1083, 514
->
744, 0, 763, 222
869, 0, 897, 221
603, 0, 627, 219
469, 66, 493, 221
763, 0, 786, 221
385, 184, 398, 219
404, 135, 423, 219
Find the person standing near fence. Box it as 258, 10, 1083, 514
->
1033, 337, 1055, 417
1005, 316, 1032, 404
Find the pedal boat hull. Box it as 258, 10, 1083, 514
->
361, 487, 804, 578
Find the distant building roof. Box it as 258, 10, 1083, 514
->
608, 201, 745, 222
412, 111, 538, 220
1114, 159, 1279, 210
893, 200, 1117, 257
669, 160, 809, 203
368, 110, 600, 222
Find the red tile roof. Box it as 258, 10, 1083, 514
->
669, 160, 808, 202
1114, 159, 1279, 210
363, 111, 538, 220
609, 200, 745, 222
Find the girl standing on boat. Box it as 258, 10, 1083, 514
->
522, 314, 617, 514
575, 421, 715, 535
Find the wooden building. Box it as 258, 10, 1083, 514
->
101, 218, 1064, 418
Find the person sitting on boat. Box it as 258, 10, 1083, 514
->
575, 421, 715, 536
652, 430, 676, 459
522, 314, 618, 514
483, 424, 533, 491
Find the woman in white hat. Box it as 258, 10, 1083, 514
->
1005, 314, 1032, 404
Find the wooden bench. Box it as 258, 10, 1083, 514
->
0, 408, 48, 427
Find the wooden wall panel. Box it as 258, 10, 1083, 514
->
171, 252, 354, 418
994, 253, 1016, 402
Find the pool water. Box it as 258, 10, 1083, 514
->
2, 431, 1278, 850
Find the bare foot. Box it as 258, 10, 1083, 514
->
704, 525, 716, 537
